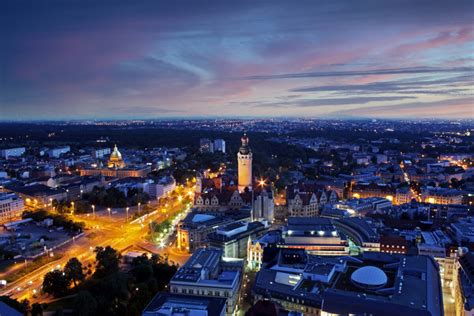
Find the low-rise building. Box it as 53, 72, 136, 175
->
351, 182, 396, 202
454, 252, 474, 316
47, 146, 70, 158
422, 187, 463, 205
142, 293, 226, 316
80, 165, 151, 178
177, 210, 251, 253
333, 217, 381, 252
418, 230, 457, 287
380, 233, 409, 254
247, 230, 282, 271
169, 248, 243, 316
207, 221, 266, 259
146, 176, 176, 199
253, 249, 443, 316
0, 147, 26, 159
0, 193, 24, 224
8, 184, 67, 207
281, 217, 348, 256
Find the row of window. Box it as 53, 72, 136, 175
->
172, 287, 230, 297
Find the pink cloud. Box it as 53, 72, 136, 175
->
334, 97, 474, 119
390, 27, 474, 57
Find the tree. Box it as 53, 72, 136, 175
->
31, 303, 43, 316
86, 273, 129, 315
42, 270, 69, 297
74, 290, 98, 316
127, 283, 153, 316
400, 212, 411, 220
94, 246, 120, 277
0, 296, 29, 314
64, 257, 85, 287
131, 261, 153, 283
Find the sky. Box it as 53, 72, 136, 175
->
1, 0, 473, 120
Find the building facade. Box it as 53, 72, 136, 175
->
214, 139, 226, 153
47, 146, 70, 158
422, 187, 464, 205
0, 147, 25, 159
0, 193, 24, 224
169, 248, 243, 316
176, 211, 251, 253
142, 293, 226, 316
237, 134, 252, 193
253, 249, 443, 316
281, 217, 349, 256
207, 221, 266, 259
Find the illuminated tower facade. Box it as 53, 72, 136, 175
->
238, 134, 252, 192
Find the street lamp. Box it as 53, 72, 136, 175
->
92, 205, 95, 218
71, 201, 75, 215
126, 207, 129, 222
138, 202, 141, 214
107, 207, 111, 218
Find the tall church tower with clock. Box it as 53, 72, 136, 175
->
238, 133, 253, 192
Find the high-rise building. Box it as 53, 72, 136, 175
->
237, 134, 252, 193
92, 147, 111, 159
199, 138, 214, 153
253, 190, 274, 222
213, 139, 226, 153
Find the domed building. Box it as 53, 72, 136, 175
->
81, 144, 150, 178
107, 145, 126, 169
350, 266, 387, 290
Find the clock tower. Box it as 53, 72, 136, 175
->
238, 133, 252, 192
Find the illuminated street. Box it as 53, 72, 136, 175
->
0, 184, 194, 303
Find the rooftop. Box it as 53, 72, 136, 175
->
350, 266, 387, 287
171, 248, 241, 289
285, 217, 340, 239
142, 293, 226, 316
254, 250, 443, 316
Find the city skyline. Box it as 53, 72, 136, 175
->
1, 0, 473, 120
